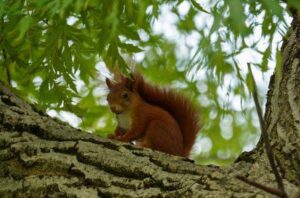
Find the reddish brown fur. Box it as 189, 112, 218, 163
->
106, 73, 200, 157
133, 73, 200, 157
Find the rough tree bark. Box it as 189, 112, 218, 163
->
0, 13, 300, 198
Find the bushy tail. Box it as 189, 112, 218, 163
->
134, 73, 200, 157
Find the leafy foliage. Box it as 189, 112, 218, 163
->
0, 0, 294, 164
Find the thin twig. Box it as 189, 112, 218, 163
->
2, 49, 11, 86
247, 63, 287, 198
236, 175, 283, 196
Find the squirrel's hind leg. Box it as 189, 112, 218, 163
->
144, 121, 184, 156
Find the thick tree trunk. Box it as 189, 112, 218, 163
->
0, 14, 299, 198
262, 13, 300, 187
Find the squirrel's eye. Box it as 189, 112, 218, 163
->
122, 92, 129, 99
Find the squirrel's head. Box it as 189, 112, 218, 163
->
106, 75, 138, 114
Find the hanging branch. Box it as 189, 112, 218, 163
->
237, 64, 287, 198
236, 175, 284, 196
2, 48, 11, 86
247, 64, 287, 197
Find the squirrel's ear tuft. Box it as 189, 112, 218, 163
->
129, 73, 134, 80
125, 78, 135, 91
106, 78, 112, 89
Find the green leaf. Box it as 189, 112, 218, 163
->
261, 47, 271, 71
119, 43, 143, 53
16, 15, 33, 40
190, 0, 209, 13
228, 0, 247, 36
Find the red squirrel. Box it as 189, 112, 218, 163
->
106, 73, 200, 157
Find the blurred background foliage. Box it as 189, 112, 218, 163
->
0, 0, 297, 165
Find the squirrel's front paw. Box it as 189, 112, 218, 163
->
115, 135, 123, 141
107, 134, 117, 139
115, 135, 130, 142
